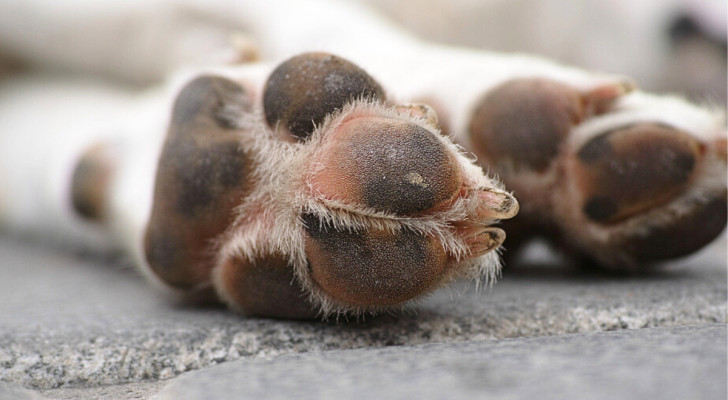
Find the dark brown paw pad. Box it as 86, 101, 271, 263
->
71, 143, 117, 221
303, 213, 448, 307
574, 123, 704, 224
263, 52, 385, 141
216, 254, 318, 319
144, 75, 254, 289
309, 116, 462, 215
468, 78, 584, 172
621, 194, 727, 263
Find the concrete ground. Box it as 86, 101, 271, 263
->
1, 234, 726, 399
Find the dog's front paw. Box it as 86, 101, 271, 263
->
144, 53, 517, 318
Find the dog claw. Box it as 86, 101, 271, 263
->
464, 227, 506, 259
475, 188, 519, 220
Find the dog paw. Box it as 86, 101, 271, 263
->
560, 108, 727, 268
467, 77, 726, 269
144, 53, 517, 317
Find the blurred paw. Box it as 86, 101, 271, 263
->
467, 77, 726, 269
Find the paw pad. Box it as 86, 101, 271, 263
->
263, 52, 385, 141
71, 144, 116, 221
310, 116, 462, 215
468, 78, 583, 172
216, 254, 318, 319
144, 75, 254, 289
303, 213, 448, 307
575, 123, 702, 224
621, 194, 727, 262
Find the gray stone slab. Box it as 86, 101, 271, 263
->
0, 382, 44, 400
1, 235, 725, 389
157, 324, 728, 400
40, 381, 164, 400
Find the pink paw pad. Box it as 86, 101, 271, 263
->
309, 116, 462, 215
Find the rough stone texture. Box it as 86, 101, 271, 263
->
157, 324, 727, 400
0, 234, 725, 392
40, 381, 164, 400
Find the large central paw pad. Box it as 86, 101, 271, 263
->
309, 116, 462, 215
144, 52, 517, 318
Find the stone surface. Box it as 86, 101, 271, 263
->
40, 381, 164, 400
0, 234, 726, 392
0, 382, 44, 399
157, 324, 727, 400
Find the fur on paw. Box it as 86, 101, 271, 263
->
144, 52, 518, 318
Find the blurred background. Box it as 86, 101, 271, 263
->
362, 0, 726, 104
0, 0, 724, 105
